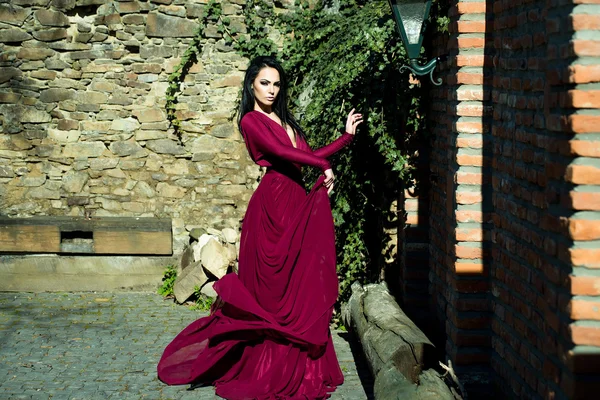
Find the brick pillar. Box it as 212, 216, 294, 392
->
428, 0, 493, 387
547, 2, 600, 398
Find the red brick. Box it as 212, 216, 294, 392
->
405, 214, 419, 225
568, 219, 600, 240
568, 64, 600, 84
457, 87, 487, 101
454, 36, 486, 49
456, 103, 488, 117
562, 90, 600, 108
457, 20, 487, 33
457, 154, 484, 166
456, 210, 484, 222
568, 275, 600, 295
571, 14, 600, 30
568, 140, 600, 157
456, 171, 482, 184
456, 2, 487, 14
569, 299, 600, 320
404, 199, 418, 212
566, 164, 600, 185
456, 191, 483, 204
455, 121, 485, 134
571, 324, 600, 346
563, 191, 600, 211
548, 114, 600, 133
456, 54, 492, 67
570, 248, 600, 268
571, 40, 600, 57
456, 227, 484, 241
456, 72, 484, 85
455, 262, 485, 274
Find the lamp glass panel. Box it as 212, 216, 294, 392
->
394, 0, 427, 45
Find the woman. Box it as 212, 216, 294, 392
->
157, 56, 362, 399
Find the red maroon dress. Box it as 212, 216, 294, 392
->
157, 110, 354, 399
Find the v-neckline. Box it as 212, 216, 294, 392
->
254, 111, 298, 149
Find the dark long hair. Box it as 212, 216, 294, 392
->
237, 56, 305, 139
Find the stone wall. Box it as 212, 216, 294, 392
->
0, 0, 262, 254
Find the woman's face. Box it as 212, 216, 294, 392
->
252, 67, 280, 111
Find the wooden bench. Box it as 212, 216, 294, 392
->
0, 216, 172, 255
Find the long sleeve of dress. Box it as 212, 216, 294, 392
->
241, 114, 331, 172
311, 133, 354, 159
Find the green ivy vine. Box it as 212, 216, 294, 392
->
165, 0, 446, 304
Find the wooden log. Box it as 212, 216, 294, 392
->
94, 231, 172, 255
0, 225, 60, 253
0, 216, 171, 232
0, 217, 172, 255
345, 282, 457, 399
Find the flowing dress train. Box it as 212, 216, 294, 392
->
157, 111, 354, 399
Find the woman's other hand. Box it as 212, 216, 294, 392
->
324, 168, 335, 196
345, 108, 363, 135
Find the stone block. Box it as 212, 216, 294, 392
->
63, 142, 107, 158
30, 70, 58, 80
162, 159, 189, 175
29, 185, 60, 199
135, 130, 165, 141
211, 75, 243, 88
145, 12, 197, 38
156, 182, 186, 198
122, 14, 145, 25
0, 5, 31, 26
210, 123, 235, 138
62, 170, 89, 193
200, 238, 230, 279
133, 181, 156, 198
40, 88, 75, 102
222, 228, 237, 244
110, 118, 141, 132
32, 28, 68, 41
0, 104, 51, 124
173, 259, 208, 304
0, 166, 15, 178
52, 0, 76, 10
159, 5, 186, 17
17, 48, 56, 60
34, 9, 69, 26
0, 92, 22, 104
132, 108, 165, 123
0, 28, 32, 42
140, 45, 174, 58
115, 1, 141, 14
0, 68, 22, 84
45, 58, 70, 70
146, 139, 185, 155
90, 158, 119, 170
109, 140, 146, 157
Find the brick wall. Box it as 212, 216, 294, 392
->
425, 0, 600, 398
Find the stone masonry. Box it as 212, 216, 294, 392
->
0, 0, 267, 254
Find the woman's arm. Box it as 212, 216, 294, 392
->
310, 109, 362, 158
311, 133, 354, 159
241, 114, 331, 172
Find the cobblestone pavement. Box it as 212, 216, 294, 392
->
0, 292, 374, 400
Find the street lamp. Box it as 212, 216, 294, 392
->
387, 0, 442, 85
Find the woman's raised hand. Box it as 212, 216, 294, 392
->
345, 108, 363, 135
324, 168, 335, 196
